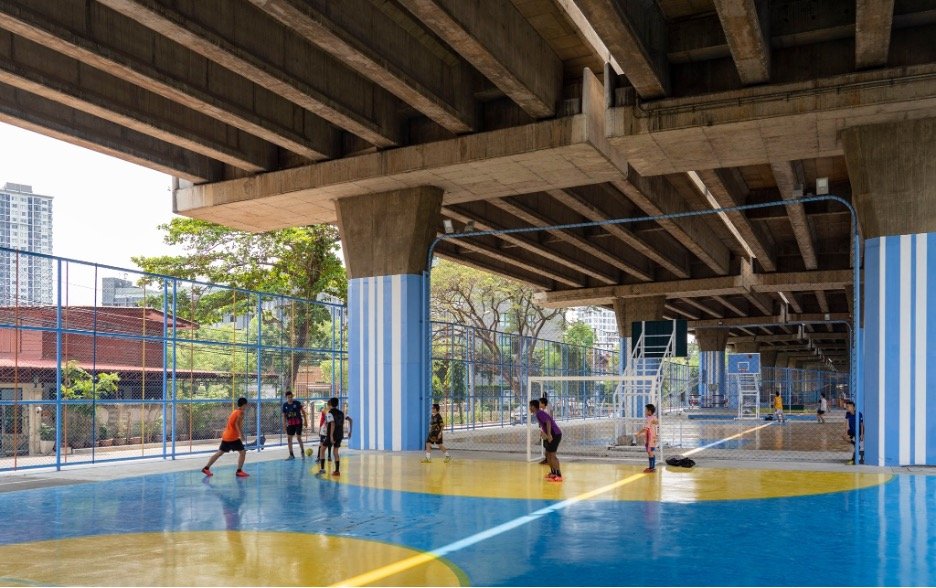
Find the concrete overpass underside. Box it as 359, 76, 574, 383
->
5, 0, 936, 460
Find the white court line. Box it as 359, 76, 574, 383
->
332, 423, 775, 586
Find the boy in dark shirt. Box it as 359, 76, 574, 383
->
531, 398, 562, 482
281, 392, 307, 460
423, 403, 451, 463
844, 399, 865, 464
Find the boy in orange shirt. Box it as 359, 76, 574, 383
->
202, 397, 250, 478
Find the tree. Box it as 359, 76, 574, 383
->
563, 321, 596, 349
133, 219, 346, 392
431, 259, 564, 398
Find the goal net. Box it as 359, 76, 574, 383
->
525, 375, 660, 462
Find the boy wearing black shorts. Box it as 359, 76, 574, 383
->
531, 399, 562, 482
282, 392, 307, 460
202, 397, 250, 478
422, 403, 451, 463
319, 397, 344, 477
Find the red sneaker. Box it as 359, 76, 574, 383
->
545, 473, 557, 479
201, 467, 213, 477
547, 475, 563, 482
235, 470, 250, 478
332, 471, 340, 477
642, 467, 656, 473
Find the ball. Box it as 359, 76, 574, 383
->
305, 447, 313, 457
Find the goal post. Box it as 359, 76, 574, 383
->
525, 375, 660, 462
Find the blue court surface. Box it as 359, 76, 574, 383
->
0, 453, 933, 586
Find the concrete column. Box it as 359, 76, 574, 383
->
336, 186, 443, 451
843, 117, 936, 466
759, 350, 778, 369
695, 328, 728, 405
613, 296, 665, 370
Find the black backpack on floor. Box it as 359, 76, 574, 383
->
665, 455, 696, 468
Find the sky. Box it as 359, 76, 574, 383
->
0, 121, 180, 271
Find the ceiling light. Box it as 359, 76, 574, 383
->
442, 219, 455, 234
816, 177, 829, 195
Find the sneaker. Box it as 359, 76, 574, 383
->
859, 459, 865, 465
286, 455, 295, 461
235, 470, 250, 478
318, 469, 326, 475
545, 473, 557, 479
848, 459, 855, 465
539, 459, 548, 465
421, 458, 431, 463
642, 467, 656, 473
201, 467, 213, 477
331, 471, 340, 477
444, 455, 452, 463
547, 475, 563, 482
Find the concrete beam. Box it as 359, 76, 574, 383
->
535, 268, 854, 308
695, 328, 729, 352
0, 0, 336, 161
782, 291, 804, 314
397, 0, 560, 118
712, 295, 747, 316
728, 332, 849, 344
246, 0, 476, 135
335, 187, 442, 278
434, 243, 554, 290
571, 0, 669, 98
842, 118, 936, 238
666, 304, 699, 321
487, 198, 653, 281
0, 31, 274, 173
608, 65, 936, 175
712, 0, 771, 84
545, 188, 690, 278
683, 298, 723, 319
694, 168, 776, 271
174, 71, 623, 229
612, 171, 731, 275
689, 313, 850, 329
856, 0, 895, 69
100, 0, 406, 147
437, 230, 586, 289
443, 205, 617, 286
770, 161, 818, 269
0, 81, 221, 182
744, 292, 774, 315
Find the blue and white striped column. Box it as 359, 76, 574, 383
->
348, 274, 426, 451
863, 233, 936, 466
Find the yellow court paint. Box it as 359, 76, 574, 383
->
0, 532, 466, 587
333, 455, 891, 502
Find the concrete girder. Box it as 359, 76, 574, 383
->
712, 0, 770, 85
613, 296, 666, 337
0, 0, 336, 161
100, 0, 405, 147
545, 188, 690, 278
245, 0, 476, 135
553, 0, 623, 75
770, 161, 818, 270
814, 290, 834, 332
396, 0, 560, 119
682, 297, 723, 319
728, 332, 849, 344
689, 313, 849, 329
694, 168, 777, 271
434, 243, 554, 290
443, 205, 618, 286
173, 69, 623, 229
666, 303, 699, 321
611, 171, 731, 275
711, 295, 746, 316
856, 0, 896, 69
744, 292, 774, 316
0, 31, 275, 173
571, 0, 669, 98
534, 268, 853, 308
607, 65, 936, 175
782, 291, 804, 313
0, 81, 221, 182
487, 197, 653, 281
435, 232, 585, 289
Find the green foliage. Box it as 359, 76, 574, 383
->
563, 321, 596, 349
60, 361, 121, 405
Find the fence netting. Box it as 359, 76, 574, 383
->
0, 250, 346, 471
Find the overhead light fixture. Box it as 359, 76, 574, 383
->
816, 177, 829, 195
463, 220, 476, 233
442, 219, 455, 234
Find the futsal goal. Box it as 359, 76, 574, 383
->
525, 375, 659, 462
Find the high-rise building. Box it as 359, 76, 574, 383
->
0, 183, 53, 305
101, 277, 145, 307
566, 306, 619, 350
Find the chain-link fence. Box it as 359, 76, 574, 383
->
0, 248, 346, 471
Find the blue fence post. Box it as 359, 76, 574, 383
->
170, 280, 177, 460
255, 294, 263, 450
161, 280, 169, 459
54, 259, 62, 471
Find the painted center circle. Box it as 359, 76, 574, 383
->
0, 531, 466, 586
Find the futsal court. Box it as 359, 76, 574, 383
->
1, 443, 934, 587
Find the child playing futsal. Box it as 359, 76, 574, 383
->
773, 391, 785, 423
844, 399, 864, 464
422, 403, 451, 463
201, 397, 250, 478
635, 403, 658, 473
530, 398, 562, 482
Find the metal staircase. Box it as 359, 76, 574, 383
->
734, 372, 761, 419
612, 321, 676, 447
